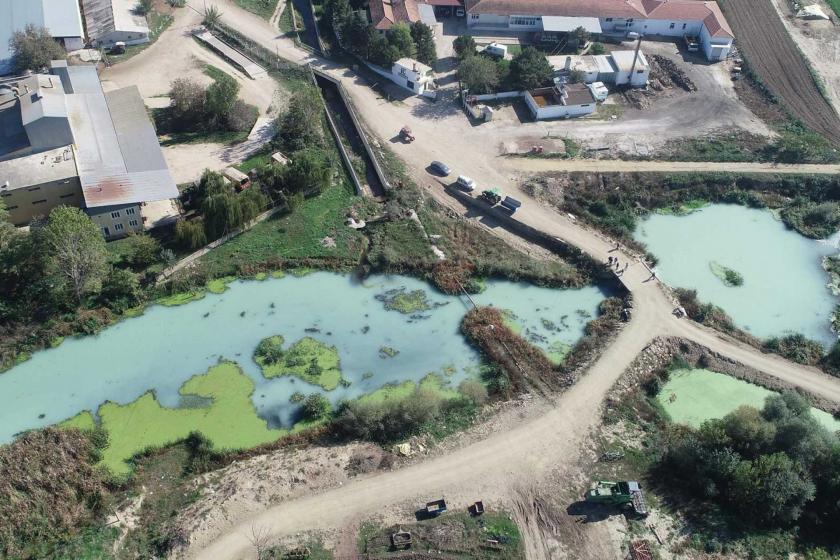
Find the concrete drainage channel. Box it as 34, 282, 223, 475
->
312, 69, 388, 199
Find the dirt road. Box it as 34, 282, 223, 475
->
719, 0, 840, 143
156, 4, 840, 557
505, 157, 840, 175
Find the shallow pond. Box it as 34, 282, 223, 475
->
634, 204, 838, 346
0, 273, 610, 445
658, 368, 840, 433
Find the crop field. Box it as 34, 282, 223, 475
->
720, 0, 840, 143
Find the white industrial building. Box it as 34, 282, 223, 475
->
0, 0, 85, 75
464, 0, 733, 61
524, 83, 597, 120
0, 62, 179, 238
82, 0, 152, 48
549, 49, 650, 87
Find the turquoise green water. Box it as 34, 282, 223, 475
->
658, 368, 840, 433
0, 272, 609, 443
635, 204, 839, 346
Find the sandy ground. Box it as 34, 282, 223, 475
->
505, 157, 840, 175
173, 442, 387, 554
769, 0, 840, 119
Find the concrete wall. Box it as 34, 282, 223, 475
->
524, 90, 595, 120
700, 25, 731, 61
24, 116, 75, 152
87, 203, 143, 239
467, 13, 508, 28
95, 30, 150, 47
1, 177, 83, 226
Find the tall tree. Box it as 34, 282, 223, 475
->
410, 22, 437, 66
9, 25, 66, 74
387, 23, 416, 59
277, 86, 324, 152
453, 35, 476, 59
509, 47, 553, 90
39, 206, 107, 304
458, 55, 500, 94
283, 148, 332, 195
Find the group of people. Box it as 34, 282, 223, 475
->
607, 255, 629, 276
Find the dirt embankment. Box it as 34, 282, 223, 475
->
720, 0, 840, 143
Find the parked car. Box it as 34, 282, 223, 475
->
430, 161, 451, 176
456, 7, 465, 16
456, 175, 476, 192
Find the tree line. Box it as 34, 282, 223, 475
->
323, 0, 437, 67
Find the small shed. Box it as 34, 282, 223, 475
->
610, 50, 650, 87
525, 84, 596, 120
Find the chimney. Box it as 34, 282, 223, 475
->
413, 62, 417, 71
564, 56, 571, 70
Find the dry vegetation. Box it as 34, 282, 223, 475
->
0, 428, 109, 558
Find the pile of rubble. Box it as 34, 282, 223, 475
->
647, 54, 697, 92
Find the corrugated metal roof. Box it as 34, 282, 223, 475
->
1, 0, 85, 72
105, 86, 170, 174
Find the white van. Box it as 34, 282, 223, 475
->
456, 175, 476, 192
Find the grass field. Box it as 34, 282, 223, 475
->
358, 511, 523, 559
199, 180, 370, 275
234, 0, 280, 19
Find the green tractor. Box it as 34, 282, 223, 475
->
584, 481, 648, 517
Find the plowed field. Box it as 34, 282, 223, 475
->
720, 0, 840, 143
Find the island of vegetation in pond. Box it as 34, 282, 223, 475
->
709, 261, 744, 287
376, 287, 444, 314
254, 335, 343, 390
85, 362, 298, 476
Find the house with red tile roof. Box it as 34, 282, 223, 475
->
464, 0, 733, 61
368, 0, 422, 30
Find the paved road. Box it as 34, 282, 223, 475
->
169, 4, 840, 557
508, 157, 840, 175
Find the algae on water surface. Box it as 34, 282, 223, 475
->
96, 362, 289, 476
709, 261, 744, 287
658, 368, 840, 432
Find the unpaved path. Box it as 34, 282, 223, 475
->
158, 4, 840, 557
505, 157, 840, 175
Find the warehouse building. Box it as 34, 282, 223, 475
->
0, 62, 179, 238
81, 0, 152, 48
0, 0, 85, 75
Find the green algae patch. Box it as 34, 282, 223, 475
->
157, 290, 205, 306
709, 261, 744, 287
60, 410, 97, 431
49, 336, 65, 349
254, 272, 268, 281
289, 267, 314, 277
376, 287, 435, 314
658, 368, 840, 432
499, 309, 522, 335
270, 270, 286, 279
546, 340, 571, 366
97, 362, 286, 476
357, 374, 458, 406
655, 199, 709, 216
207, 276, 236, 294
254, 335, 343, 390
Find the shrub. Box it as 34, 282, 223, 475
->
174, 219, 207, 250
764, 334, 825, 366
333, 388, 441, 443
589, 42, 605, 55
127, 233, 161, 267
9, 25, 66, 73
301, 393, 331, 421
458, 55, 500, 94
458, 379, 489, 405
98, 267, 142, 312
226, 99, 257, 132
453, 35, 476, 59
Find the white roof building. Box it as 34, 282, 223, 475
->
82, 0, 152, 47
0, 0, 85, 74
